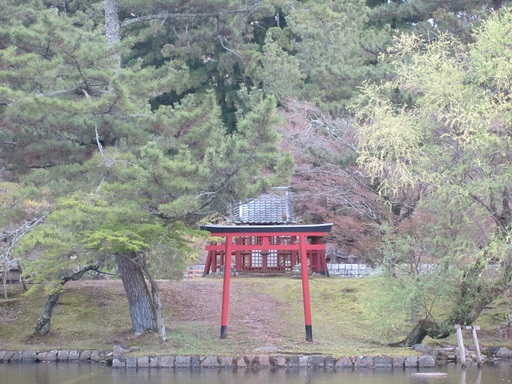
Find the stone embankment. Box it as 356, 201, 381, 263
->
110, 354, 438, 369
1, 347, 511, 369
0, 350, 435, 369
0, 350, 108, 364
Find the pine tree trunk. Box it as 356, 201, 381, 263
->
141, 264, 168, 342
104, 0, 120, 48
116, 253, 156, 335
104, 0, 121, 67
34, 264, 100, 336
34, 293, 60, 336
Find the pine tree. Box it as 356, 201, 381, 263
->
2, 0, 291, 341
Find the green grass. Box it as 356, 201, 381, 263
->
1, 277, 510, 357
0, 282, 132, 350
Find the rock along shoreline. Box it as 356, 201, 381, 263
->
1, 347, 511, 369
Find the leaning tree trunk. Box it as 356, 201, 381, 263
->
141, 264, 168, 342
396, 294, 490, 347
395, 251, 512, 347
116, 253, 156, 335
34, 292, 61, 336
34, 264, 100, 336
393, 318, 451, 347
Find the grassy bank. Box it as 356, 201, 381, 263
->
1, 276, 510, 357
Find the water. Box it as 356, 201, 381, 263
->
0, 362, 511, 384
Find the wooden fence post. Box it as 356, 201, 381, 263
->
455, 324, 482, 367
454, 324, 467, 367
468, 325, 482, 366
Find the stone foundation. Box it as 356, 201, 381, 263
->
1, 347, 509, 369
0, 350, 439, 369
0, 350, 110, 364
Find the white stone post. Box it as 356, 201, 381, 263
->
454, 324, 467, 367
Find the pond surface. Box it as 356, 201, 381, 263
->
0, 362, 511, 384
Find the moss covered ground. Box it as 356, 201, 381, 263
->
1, 276, 510, 357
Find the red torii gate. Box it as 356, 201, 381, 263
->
201, 223, 332, 342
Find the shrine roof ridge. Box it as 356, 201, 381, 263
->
200, 223, 333, 234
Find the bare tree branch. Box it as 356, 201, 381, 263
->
80, 89, 114, 168
1, 213, 50, 298
217, 36, 243, 58
120, 5, 262, 28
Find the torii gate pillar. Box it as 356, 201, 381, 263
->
219, 233, 315, 342
203, 223, 332, 343
220, 235, 232, 339
299, 234, 313, 341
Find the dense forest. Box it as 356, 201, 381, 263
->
1, 0, 511, 345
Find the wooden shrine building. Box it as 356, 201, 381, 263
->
200, 187, 332, 341
202, 187, 332, 276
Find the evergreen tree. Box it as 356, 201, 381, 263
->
258, 0, 387, 113
367, 0, 510, 42
1, 0, 291, 341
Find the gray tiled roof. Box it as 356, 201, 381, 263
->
234, 187, 295, 224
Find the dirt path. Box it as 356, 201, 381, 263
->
162, 278, 288, 346
68, 278, 290, 348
